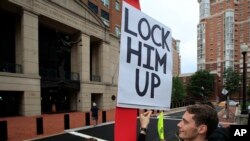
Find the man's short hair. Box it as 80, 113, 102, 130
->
186, 104, 219, 139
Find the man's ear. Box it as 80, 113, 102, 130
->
198, 124, 207, 134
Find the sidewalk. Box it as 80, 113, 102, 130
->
161, 105, 237, 127
164, 106, 187, 115
218, 106, 236, 127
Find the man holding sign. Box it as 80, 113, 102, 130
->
115, 0, 172, 141
138, 104, 219, 141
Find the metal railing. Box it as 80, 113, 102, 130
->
91, 75, 101, 82
40, 68, 79, 81
0, 62, 22, 73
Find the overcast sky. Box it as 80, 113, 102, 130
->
140, 0, 199, 74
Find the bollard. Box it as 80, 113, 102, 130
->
85, 112, 90, 126
36, 117, 43, 135
0, 120, 8, 140
64, 114, 70, 130
248, 113, 250, 125
102, 111, 106, 123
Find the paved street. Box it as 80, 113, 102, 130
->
30, 112, 184, 141
28, 105, 236, 141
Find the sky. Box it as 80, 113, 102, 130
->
140, 0, 199, 74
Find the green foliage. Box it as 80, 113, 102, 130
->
186, 70, 214, 101
171, 76, 186, 102
248, 84, 250, 97
224, 67, 240, 93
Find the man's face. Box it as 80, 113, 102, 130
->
177, 111, 199, 140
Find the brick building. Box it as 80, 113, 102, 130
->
197, 0, 250, 99
172, 39, 181, 76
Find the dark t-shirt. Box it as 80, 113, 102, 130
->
137, 133, 146, 141
91, 106, 98, 118
208, 127, 229, 141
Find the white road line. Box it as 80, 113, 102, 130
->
164, 117, 182, 120
219, 122, 236, 125
69, 131, 108, 141
65, 121, 114, 132
150, 116, 181, 120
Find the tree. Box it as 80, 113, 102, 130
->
223, 67, 240, 94
187, 70, 214, 101
171, 76, 186, 102
223, 67, 240, 119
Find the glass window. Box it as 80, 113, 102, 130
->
101, 10, 110, 26
88, 1, 98, 14
101, 0, 110, 8
115, 26, 121, 37
101, 10, 109, 21
115, 0, 120, 11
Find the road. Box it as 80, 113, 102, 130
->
32, 112, 184, 141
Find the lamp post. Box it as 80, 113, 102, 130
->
239, 81, 241, 104
240, 43, 248, 114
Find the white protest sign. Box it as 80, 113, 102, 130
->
117, 2, 173, 110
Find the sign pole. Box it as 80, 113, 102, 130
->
114, 1, 140, 141
124, 0, 141, 10
222, 88, 229, 119
114, 107, 138, 141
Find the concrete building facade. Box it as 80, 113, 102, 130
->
0, 0, 120, 117
0, 0, 181, 118
0, 1, 183, 140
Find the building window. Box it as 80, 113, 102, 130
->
88, 1, 98, 14
101, 0, 110, 8
90, 40, 101, 82
115, 0, 120, 11
101, 10, 109, 21
101, 10, 110, 26
115, 26, 121, 37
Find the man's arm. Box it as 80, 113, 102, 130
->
137, 111, 152, 141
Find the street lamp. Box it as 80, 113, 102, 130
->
239, 81, 242, 104
240, 43, 248, 114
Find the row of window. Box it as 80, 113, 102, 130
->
88, 1, 110, 21
101, 0, 120, 10
88, 0, 120, 14
87, 0, 121, 37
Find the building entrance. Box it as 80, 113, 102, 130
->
0, 91, 22, 117
39, 24, 80, 113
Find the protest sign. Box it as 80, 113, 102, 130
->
117, 1, 173, 110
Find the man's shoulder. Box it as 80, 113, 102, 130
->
208, 127, 229, 141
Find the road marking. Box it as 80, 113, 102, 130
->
65, 121, 114, 132
149, 116, 181, 120
164, 116, 182, 120
69, 131, 107, 141
219, 122, 236, 125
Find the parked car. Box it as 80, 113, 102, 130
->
228, 100, 239, 106
218, 100, 239, 107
